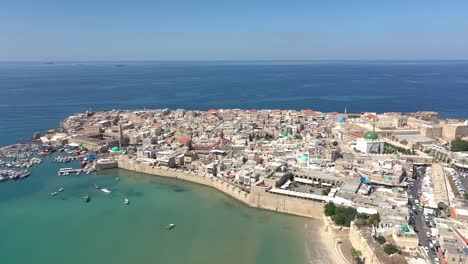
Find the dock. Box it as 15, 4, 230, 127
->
58, 168, 82, 176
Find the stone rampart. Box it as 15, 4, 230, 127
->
117, 157, 324, 219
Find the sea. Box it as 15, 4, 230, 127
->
0, 61, 468, 264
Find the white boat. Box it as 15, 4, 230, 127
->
50, 192, 58, 196
58, 188, 64, 192
124, 198, 129, 205
101, 188, 111, 194
165, 224, 175, 229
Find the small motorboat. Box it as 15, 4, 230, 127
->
101, 188, 111, 194
58, 188, 64, 192
115, 177, 119, 181
50, 192, 58, 196
165, 224, 175, 230
94, 184, 100, 189
124, 198, 129, 205
84, 195, 90, 203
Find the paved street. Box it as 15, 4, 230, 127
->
407, 166, 436, 263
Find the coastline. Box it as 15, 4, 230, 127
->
116, 156, 325, 219
304, 216, 351, 264
115, 157, 341, 264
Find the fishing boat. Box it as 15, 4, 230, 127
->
124, 198, 129, 205
58, 188, 64, 192
101, 188, 111, 194
84, 195, 90, 202
115, 177, 120, 181
165, 224, 175, 230
50, 192, 58, 196
94, 184, 100, 189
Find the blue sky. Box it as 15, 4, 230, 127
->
1, 0, 468, 60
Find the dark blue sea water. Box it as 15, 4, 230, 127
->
1, 61, 467, 146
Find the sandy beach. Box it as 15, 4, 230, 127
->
305, 218, 352, 264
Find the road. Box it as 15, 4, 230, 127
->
407, 166, 436, 263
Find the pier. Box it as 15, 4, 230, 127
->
58, 168, 82, 176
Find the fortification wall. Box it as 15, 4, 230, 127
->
349, 223, 382, 264
117, 157, 324, 219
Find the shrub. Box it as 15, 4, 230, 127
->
384, 244, 399, 255
374, 235, 386, 244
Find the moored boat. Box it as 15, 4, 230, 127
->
124, 198, 129, 205
58, 188, 64, 192
84, 195, 90, 202
101, 188, 111, 194
165, 224, 175, 230
50, 192, 58, 196
94, 184, 100, 189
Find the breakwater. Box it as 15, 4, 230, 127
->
116, 157, 324, 219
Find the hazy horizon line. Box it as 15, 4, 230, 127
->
1, 59, 468, 63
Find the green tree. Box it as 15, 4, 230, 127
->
332, 214, 347, 226
351, 248, 363, 263
374, 235, 386, 244
324, 202, 336, 216
451, 138, 468, 152
464, 193, 468, 199
368, 213, 381, 226
384, 244, 399, 255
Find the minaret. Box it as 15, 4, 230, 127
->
119, 124, 123, 149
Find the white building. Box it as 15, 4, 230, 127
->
356, 131, 385, 153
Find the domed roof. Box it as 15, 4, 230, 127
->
336, 116, 346, 122
299, 156, 309, 162
363, 131, 379, 140
111, 146, 120, 152
427, 150, 437, 157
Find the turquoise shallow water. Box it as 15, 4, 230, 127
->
0, 156, 307, 264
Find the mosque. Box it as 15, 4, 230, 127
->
355, 131, 385, 153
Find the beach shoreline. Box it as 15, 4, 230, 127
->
304, 216, 352, 264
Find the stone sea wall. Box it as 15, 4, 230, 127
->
349, 223, 382, 264
116, 157, 324, 219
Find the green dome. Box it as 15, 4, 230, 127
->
428, 150, 437, 157
299, 156, 309, 162
111, 146, 120, 152
363, 131, 379, 140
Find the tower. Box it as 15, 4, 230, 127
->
119, 124, 123, 149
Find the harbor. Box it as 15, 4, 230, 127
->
0, 163, 308, 264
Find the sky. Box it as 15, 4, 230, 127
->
1, 0, 468, 61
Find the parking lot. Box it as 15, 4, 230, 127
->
447, 167, 467, 197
